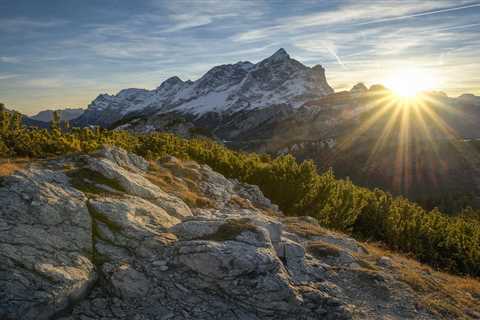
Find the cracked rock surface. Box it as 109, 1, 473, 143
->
0, 146, 477, 319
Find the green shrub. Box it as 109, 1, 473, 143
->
0, 112, 479, 276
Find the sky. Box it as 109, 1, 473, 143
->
0, 0, 479, 115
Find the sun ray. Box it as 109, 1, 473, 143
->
365, 101, 403, 166
338, 94, 395, 150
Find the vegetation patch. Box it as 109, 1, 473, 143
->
68, 168, 125, 195
87, 201, 123, 235
199, 219, 257, 242
229, 195, 255, 210
0, 161, 25, 177
307, 240, 342, 258
353, 257, 378, 271
421, 296, 464, 319
147, 162, 215, 209
284, 220, 326, 238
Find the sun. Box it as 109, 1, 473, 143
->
385, 68, 438, 98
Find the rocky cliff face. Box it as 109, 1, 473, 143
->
1, 147, 479, 319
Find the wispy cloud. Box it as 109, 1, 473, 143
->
160, 0, 264, 32
233, 1, 476, 42
0, 0, 478, 112
0, 56, 20, 63
0, 73, 19, 80
24, 78, 65, 89
355, 2, 480, 26
0, 17, 68, 32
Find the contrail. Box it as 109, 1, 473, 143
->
432, 22, 480, 32
355, 3, 480, 26
325, 45, 348, 69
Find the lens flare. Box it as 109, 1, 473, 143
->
385, 68, 438, 98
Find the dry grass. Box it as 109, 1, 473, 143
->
362, 242, 480, 319
307, 240, 342, 258
0, 161, 26, 176
199, 218, 257, 241
229, 195, 255, 210
147, 161, 215, 209
160, 159, 202, 181
283, 219, 326, 238
68, 168, 126, 195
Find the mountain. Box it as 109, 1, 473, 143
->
56, 50, 480, 211
73, 48, 334, 128
1, 106, 50, 128
30, 108, 84, 122
1, 146, 478, 319
241, 88, 480, 212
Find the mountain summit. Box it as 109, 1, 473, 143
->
74, 49, 334, 127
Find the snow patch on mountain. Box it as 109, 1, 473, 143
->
75, 49, 334, 127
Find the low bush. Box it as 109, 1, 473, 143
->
0, 109, 479, 276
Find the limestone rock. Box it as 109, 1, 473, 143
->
0, 169, 96, 320
0, 146, 471, 320
87, 156, 192, 219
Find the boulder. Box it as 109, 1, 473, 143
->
95, 145, 149, 172
0, 169, 96, 320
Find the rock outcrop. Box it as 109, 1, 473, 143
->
1, 146, 479, 319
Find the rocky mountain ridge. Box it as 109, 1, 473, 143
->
30, 108, 84, 123
73, 49, 334, 128
1, 146, 479, 319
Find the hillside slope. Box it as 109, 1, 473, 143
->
1, 146, 479, 319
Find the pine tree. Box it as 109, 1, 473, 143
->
0, 104, 11, 134
51, 111, 61, 135
11, 112, 22, 131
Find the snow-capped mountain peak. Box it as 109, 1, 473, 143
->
74, 49, 334, 127
266, 48, 290, 62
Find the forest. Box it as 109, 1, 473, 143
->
1, 104, 479, 277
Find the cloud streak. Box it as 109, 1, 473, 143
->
0, 17, 68, 32
0, 0, 478, 113
233, 1, 476, 42
355, 2, 480, 26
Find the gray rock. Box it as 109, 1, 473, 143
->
0, 169, 96, 320
378, 256, 393, 268
87, 155, 192, 219
95, 145, 149, 172
0, 147, 457, 320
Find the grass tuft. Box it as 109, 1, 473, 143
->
198, 219, 257, 242
284, 219, 326, 238
307, 240, 342, 258
0, 161, 25, 177
68, 168, 125, 195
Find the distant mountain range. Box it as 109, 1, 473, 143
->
73, 48, 334, 128
30, 108, 84, 123
71, 48, 479, 143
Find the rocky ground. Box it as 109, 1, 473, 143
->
0, 147, 479, 319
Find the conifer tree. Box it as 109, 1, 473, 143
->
11, 112, 22, 131
0, 104, 11, 134
51, 111, 61, 135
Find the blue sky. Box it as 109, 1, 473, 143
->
1, 0, 479, 114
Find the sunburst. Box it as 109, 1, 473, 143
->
336, 70, 480, 195
385, 68, 438, 100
